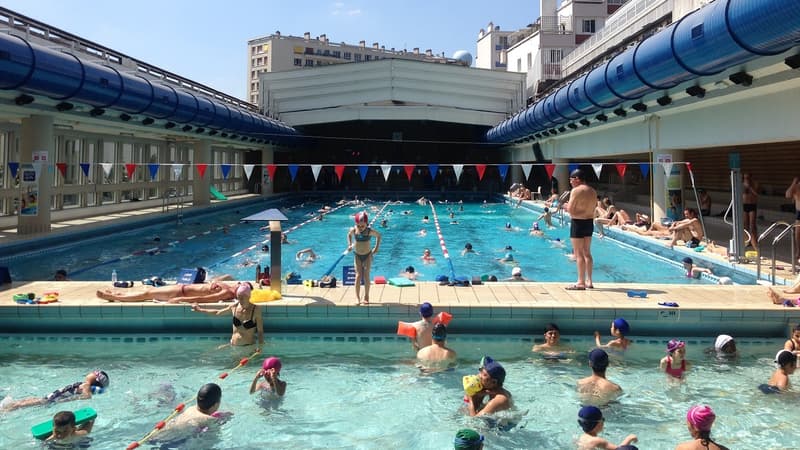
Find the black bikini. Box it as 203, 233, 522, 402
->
233, 306, 257, 329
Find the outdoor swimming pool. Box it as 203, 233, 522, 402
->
0, 334, 790, 449
1, 198, 716, 285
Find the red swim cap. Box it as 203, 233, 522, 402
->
355, 212, 368, 224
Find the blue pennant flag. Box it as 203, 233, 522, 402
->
639, 163, 650, 179
428, 164, 439, 181
498, 164, 509, 181
568, 163, 579, 174
221, 164, 231, 180
288, 164, 299, 182
148, 163, 159, 181
79, 163, 90, 177
359, 165, 369, 182
8, 162, 19, 178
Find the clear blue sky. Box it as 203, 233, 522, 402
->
2, 0, 540, 101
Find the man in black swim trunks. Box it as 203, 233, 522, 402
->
564, 169, 597, 290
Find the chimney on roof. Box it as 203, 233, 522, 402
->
320, 34, 328, 43
381, 45, 385, 51
479, 29, 485, 38
413, 48, 419, 55
373, 42, 379, 49
425, 49, 432, 56
359, 40, 366, 48
275, 31, 281, 36
304, 32, 310, 40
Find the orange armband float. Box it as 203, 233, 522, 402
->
396, 321, 417, 338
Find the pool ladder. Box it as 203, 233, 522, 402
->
162, 187, 183, 224
756, 221, 797, 284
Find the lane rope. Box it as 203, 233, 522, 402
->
427, 201, 457, 282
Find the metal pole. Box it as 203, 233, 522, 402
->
687, 167, 707, 243
730, 169, 745, 263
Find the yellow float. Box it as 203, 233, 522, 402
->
249, 289, 282, 303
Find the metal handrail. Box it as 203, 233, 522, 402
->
756, 221, 794, 284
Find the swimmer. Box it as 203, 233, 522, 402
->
783, 323, 800, 357
497, 247, 515, 264
250, 356, 286, 397
1, 370, 109, 412
462, 242, 478, 256
550, 237, 566, 248
402, 265, 418, 280
422, 215, 429, 224
529, 222, 544, 237
422, 248, 435, 263
54, 269, 69, 281
465, 357, 512, 416
410, 302, 435, 351
577, 406, 637, 450
507, 266, 529, 281
577, 349, 622, 405
261, 244, 269, 253
295, 248, 317, 263
148, 383, 227, 443
380, 219, 388, 228
594, 318, 631, 351
191, 282, 264, 349
682, 257, 712, 279
765, 350, 796, 392
675, 405, 730, 450
418, 229, 428, 237
660, 339, 692, 380
532, 323, 573, 355
416, 323, 457, 372
45, 410, 94, 445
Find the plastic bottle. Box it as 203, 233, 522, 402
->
111, 269, 118, 283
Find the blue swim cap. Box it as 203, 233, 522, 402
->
613, 318, 630, 335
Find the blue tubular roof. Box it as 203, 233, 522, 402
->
0, 32, 298, 142
485, 0, 800, 144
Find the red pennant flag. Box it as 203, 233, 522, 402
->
545, 164, 556, 179
56, 162, 67, 178
125, 163, 136, 179
334, 165, 345, 181
685, 162, 693, 173
475, 164, 487, 181
615, 163, 627, 178
196, 164, 208, 178
404, 165, 415, 181
266, 164, 277, 180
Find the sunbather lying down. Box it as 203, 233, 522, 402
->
96, 277, 237, 304
768, 287, 800, 306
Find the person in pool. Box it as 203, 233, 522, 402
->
46, 410, 94, 445
250, 356, 286, 397
681, 257, 713, 279
465, 356, 512, 417
764, 350, 796, 392
416, 323, 457, 372
0, 370, 109, 411
783, 323, 800, 357
421, 248, 436, 263
190, 282, 263, 350
577, 406, 637, 450
401, 265, 418, 280
577, 349, 622, 405
529, 221, 545, 237
709, 334, 737, 357
461, 242, 477, 256
660, 339, 692, 380
532, 323, 573, 356
347, 211, 382, 305
150, 383, 228, 443
453, 428, 484, 450
594, 318, 631, 351
675, 405, 730, 450
410, 302, 435, 351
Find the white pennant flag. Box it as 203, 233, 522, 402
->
592, 163, 603, 179
311, 164, 322, 182
171, 164, 184, 179
520, 164, 532, 180
380, 164, 392, 182
242, 164, 254, 180
100, 163, 113, 177
662, 162, 673, 177
453, 164, 463, 181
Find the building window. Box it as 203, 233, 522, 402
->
499, 36, 509, 48
294, 58, 302, 66
549, 49, 562, 63
251, 70, 255, 78
517, 58, 522, 72
316, 60, 323, 66
323, 49, 330, 56
256, 57, 262, 65
582, 20, 596, 33
305, 59, 314, 66
365, 54, 372, 61
527, 53, 532, 69
305, 47, 314, 54
332, 50, 341, 58
354, 53, 362, 62
344, 52, 351, 60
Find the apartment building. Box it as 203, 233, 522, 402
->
247, 32, 451, 104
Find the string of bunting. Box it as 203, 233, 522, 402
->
5, 161, 693, 183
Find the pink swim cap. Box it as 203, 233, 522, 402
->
354, 211, 368, 224
687, 405, 715, 431
235, 282, 252, 298
262, 356, 282, 373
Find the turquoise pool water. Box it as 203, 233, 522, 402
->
0, 334, 790, 449
1, 199, 712, 284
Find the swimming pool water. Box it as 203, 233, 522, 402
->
1, 198, 711, 285
0, 334, 789, 449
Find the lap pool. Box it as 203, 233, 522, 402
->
0, 334, 789, 449
1, 198, 720, 285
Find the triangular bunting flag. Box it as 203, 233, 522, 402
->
148, 163, 159, 181
404, 165, 415, 181
242, 164, 254, 180
125, 163, 136, 180
453, 164, 463, 182
56, 162, 67, 178
544, 164, 555, 180
359, 165, 369, 183
685, 162, 693, 173
196, 163, 208, 178
334, 165, 345, 181
475, 164, 487, 181
498, 164, 509, 181
311, 165, 322, 182
221, 164, 231, 180
288, 165, 299, 182
428, 164, 439, 182
662, 162, 673, 177
171, 164, 184, 179
615, 163, 626, 178
266, 164, 277, 180
80, 163, 90, 178
592, 163, 603, 179
521, 164, 532, 180
100, 163, 113, 177
8, 162, 19, 179
639, 163, 649, 179
380, 164, 392, 182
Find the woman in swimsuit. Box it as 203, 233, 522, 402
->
347, 211, 382, 305
783, 323, 800, 358
191, 282, 263, 349
675, 405, 730, 450
97, 273, 237, 304
660, 339, 691, 379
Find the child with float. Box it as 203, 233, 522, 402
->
594, 318, 631, 351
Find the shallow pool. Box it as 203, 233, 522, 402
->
0, 334, 789, 449
2, 199, 711, 285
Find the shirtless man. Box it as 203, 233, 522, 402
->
149, 383, 226, 443
577, 349, 622, 405
668, 208, 704, 249
564, 169, 598, 290
786, 177, 800, 264
97, 276, 237, 304
416, 323, 457, 372
742, 173, 759, 249
465, 357, 511, 417
410, 302, 435, 351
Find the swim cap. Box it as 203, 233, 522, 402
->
682, 257, 693, 264
481, 356, 506, 384
686, 405, 715, 431
262, 356, 282, 373
511, 267, 522, 276
714, 335, 734, 352
570, 168, 586, 181
465, 243, 473, 250
419, 302, 434, 318
533, 222, 540, 230
453, 428, 483, 450
775, 349, 797, 367
236, 282, 252, 298
666, 339, 685, 353
588, 348, 609, 370
578, 406, 603, 432
613, 318, 630, 335
432, 323, 447, 341
93, 370, 110, 388
405, 266, 415, 274
354, 211, 368, 224
505, 245, 513, 251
